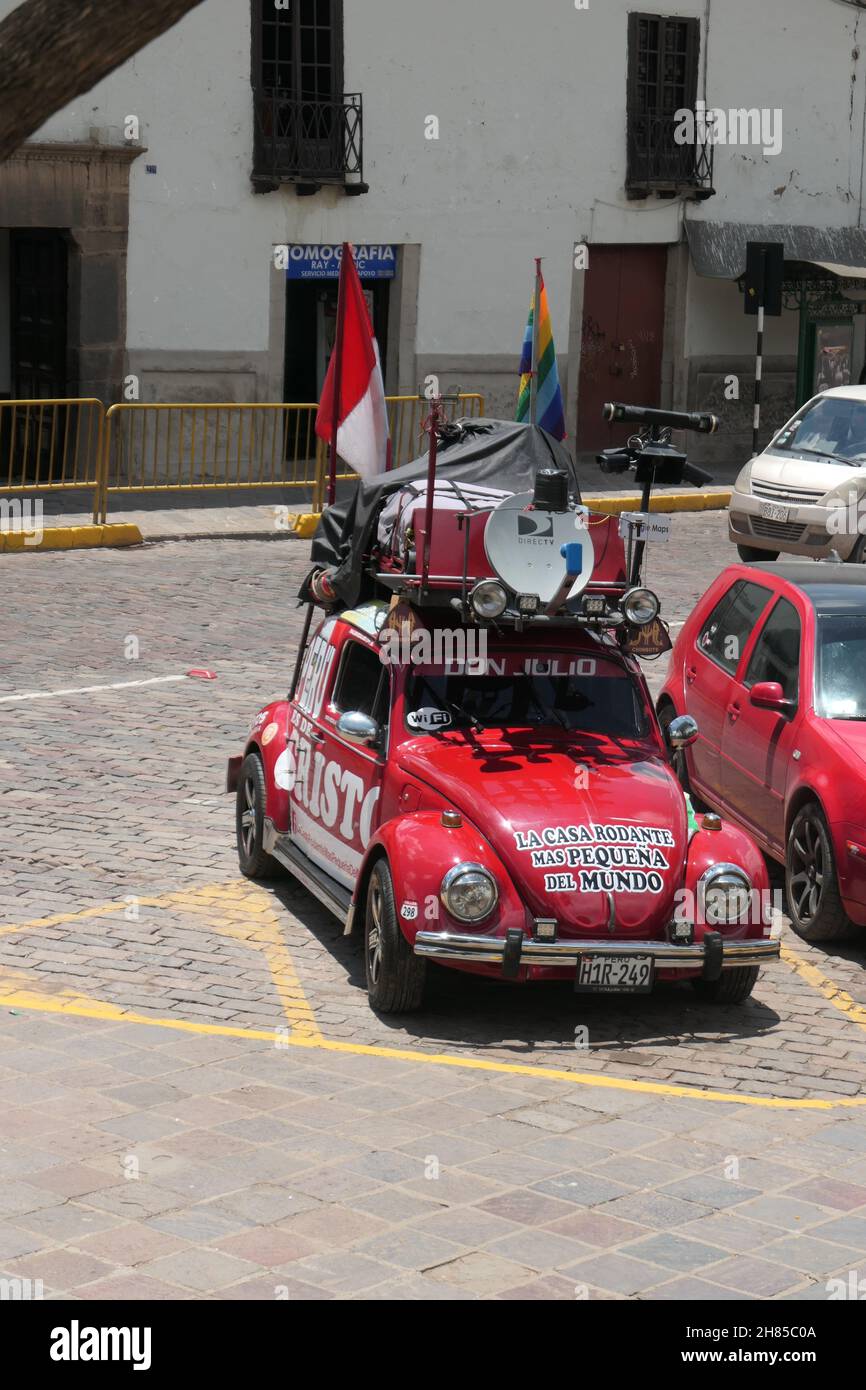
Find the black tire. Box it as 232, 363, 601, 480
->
236, 753, 283, 879
785, 803, 858, 941
692, 966, 759, 1004
365, 858, 427, 1013
737, 543, 779, 563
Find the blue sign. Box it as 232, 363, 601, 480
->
285, 244, 397, 280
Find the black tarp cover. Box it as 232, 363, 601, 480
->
308, 418, 580, 607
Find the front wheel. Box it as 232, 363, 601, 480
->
737, 543, 779, 563
365, 859, 427, 1013
785, 803, 858, 941
692, 966, 759, 1004
236, 753, 283, 879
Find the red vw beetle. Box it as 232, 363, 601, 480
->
659, 560, 866, 943
227, 409, 779, 1013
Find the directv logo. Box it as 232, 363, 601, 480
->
517, 513, 554, 542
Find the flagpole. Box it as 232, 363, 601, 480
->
327, 242, 350, 508
529, 257, 542, 426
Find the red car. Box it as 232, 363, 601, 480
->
227, 411, 779, 1012
659, 560, 866, 943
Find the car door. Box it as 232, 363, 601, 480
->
720, 594, 803, 851
290, 634, 388, 889
686, 578, 774, 801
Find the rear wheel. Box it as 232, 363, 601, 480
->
365, 859, 427, 1013
236, 753, 283, 879
785, 803, 858, 941
692, 966, 759, 1004
737, 543, 779, 563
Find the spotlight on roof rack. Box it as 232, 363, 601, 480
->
471, 580, 508, 620
622, 587, 660, 626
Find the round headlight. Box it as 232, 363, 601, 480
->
440, 863, 499, 922
471, 580, 508, 620
699, 864, 752, 925
623, 587, 660, 626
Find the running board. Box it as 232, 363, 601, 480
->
265, 823, 352, 925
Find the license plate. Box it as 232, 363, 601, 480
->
759, 501, 789, 523
576, 954, 655, 994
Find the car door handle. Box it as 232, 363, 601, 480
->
686, 666, 697, 685
726, 702, 740, 722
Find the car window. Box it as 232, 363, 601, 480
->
697, 580, 773, 675
744, 598, 801, 702
332, 641, 387, 723
816, 613, 866, 718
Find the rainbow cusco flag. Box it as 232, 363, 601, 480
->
516, 269, 566, 440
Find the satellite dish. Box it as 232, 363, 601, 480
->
484, 492, 594, 604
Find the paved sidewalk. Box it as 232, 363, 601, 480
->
23, 484, 733, 544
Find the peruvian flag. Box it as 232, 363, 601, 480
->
316, 243, 390, 489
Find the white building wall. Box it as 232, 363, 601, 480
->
0, 0, 864, 412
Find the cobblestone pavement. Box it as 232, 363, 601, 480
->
2, 512, 866, 1301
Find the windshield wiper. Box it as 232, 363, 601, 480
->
528, 692, 569, 731
417, 679, 484, 732
785, 446, 853, 464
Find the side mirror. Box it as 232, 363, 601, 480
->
750, 681, 795, 713
667, 714, 699, 749
336, 711, 380, 746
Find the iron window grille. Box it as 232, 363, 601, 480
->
626, 14, 713, 199
251, 0, 365, 193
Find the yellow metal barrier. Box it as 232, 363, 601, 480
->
99, 393, 485, 521
98, 402, 320, 524
311, 393, 485, 512
0, 400, 105, 520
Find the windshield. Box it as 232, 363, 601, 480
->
405, 656, 651, 739
816, 613, 866, 718
770, 396, 866, 464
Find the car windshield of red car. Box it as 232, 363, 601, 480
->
406, 658, 649, 738
816, 612, 866, 719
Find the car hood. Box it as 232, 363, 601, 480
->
397, 738, 688, 935
823, 719, 866, 765
751, 453, 858, 495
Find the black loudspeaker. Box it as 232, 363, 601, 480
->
744, 241, 784, 316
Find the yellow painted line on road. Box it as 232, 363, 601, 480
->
1, 973, 865, 1111
0, 880, 322, 1043
5, 891, 866, 1107
780, 941, 866, 1035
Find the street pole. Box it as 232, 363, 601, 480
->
529, 257, 542, 425
421, 396, 443, 593
327, 242, 349, 507
752, 248, 765, 458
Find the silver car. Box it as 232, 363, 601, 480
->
728, 386, 866, 563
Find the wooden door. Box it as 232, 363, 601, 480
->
576, 245, 667, 453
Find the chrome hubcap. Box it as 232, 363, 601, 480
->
240, 777, 257, 857
367, 881, 382, 984
790, 818, 825, 923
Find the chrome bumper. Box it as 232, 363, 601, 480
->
413, 932, 780, 968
